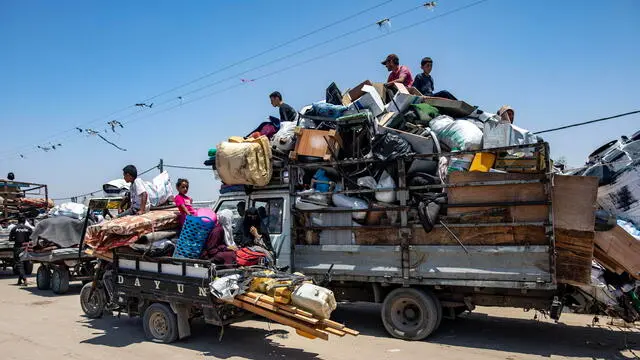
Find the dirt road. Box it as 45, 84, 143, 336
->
0, 271, 638, 360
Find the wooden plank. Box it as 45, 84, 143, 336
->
320, 319, 345, 330
552, 175, 598, 232
555, 229, 594, 285
353, 226, 549, 246
244, 292, 316, 318
594, 226, 640, 279
594, 245, 626, 275
340, 327, 360, 336
446, 205, 549, 223
231, 299, 329, 341
414, 226, 548, 246
449, 172, 545, 184
448, 183, 546, 205
321, 327, 346, 337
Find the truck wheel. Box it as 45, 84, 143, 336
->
23, 261, 34, 275
381, 287, 441, 341
36, 265, 51, 290
143, 303, 179, 343
80, 282, 106, 319
51, 267, 70, 294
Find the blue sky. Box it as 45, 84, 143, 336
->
1, 0, 638, 201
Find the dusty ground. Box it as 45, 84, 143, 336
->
0, 270, 639, 360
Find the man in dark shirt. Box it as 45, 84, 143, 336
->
9, 216, 31, 285
269, 91, 299, 123
412, 57, 457, 100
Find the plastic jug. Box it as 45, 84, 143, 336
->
470, 152, 496, 172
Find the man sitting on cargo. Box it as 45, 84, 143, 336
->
118, 165, 149, 217
412, 57, 457, 100
269, 91, 299, 123
381, 53, 413, 88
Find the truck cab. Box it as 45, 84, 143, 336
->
213, 186, 291, 270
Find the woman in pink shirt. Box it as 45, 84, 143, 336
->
175, 178, 196, 227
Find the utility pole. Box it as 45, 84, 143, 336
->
159, 159, 164, 173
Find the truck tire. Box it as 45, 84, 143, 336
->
37, 265, 52, 290
23, 261, 34, 275
80, 282, 106, 319
51, 266, 70, 294
381, 287, 441, 341
143, 303, 179, 343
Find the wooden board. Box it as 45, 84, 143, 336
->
551, 175, 599, 232
447, 205, 549, 223
447, 172, 546, 205
594, 226, 640, 279
352, 226, 548, 246
554, 229, 594, 285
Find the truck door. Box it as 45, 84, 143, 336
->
249, 195, 290, 270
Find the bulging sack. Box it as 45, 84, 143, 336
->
271, 121, 297, 152
429, 115, 483, 151
216, 136, 273, 186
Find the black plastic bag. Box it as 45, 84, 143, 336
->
371, 133, 412, 161
326, 82, 343, 106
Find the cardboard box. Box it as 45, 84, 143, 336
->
344, 80, 386, 105
346, 84, 385, 117
385, 83, 421, 114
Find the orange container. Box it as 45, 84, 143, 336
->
470, 152, 496, 172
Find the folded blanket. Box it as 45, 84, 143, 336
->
85, 210, 179, 251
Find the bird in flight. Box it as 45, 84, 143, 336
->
107, 120, 124, 132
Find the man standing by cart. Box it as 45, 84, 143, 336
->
9, 216, 31, 286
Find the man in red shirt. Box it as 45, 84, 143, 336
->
381, 54, 413, 87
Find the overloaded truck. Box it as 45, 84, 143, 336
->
209, 140, 639, 340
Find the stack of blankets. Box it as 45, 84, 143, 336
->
85, 210, 179, 253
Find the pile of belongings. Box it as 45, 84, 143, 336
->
85, 210, 180, 254
202, 79, 544, 241
20, 216, 94, 262
48, 202, 88, 220
209, 267, 358, 340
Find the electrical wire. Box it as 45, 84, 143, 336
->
164, 164, 211, 171
2, 0, 489, 162
534, 110, 640, 135
51, 164, 159, 201
0, 1, 393, 159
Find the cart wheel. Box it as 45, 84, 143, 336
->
143, 303, 179, 343
36, 265, 52, 290
23, 261, 34, 275
80, 282, 106, 319
51, 267, 70, 294
381, 287, 441, 341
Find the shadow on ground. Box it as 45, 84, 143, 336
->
332, 302, 640, 359
79, 315, 321, 360
21, 283, 83, 297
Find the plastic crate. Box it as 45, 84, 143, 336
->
173, 215, 215, 259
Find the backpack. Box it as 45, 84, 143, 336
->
235, 248, 266, 266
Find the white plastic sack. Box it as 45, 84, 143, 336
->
357, 176, 377, 189
145, 171, 174, 207
271, 121, 297, 152
375, 171, 396, 203
482, 119, 538, 149
429, 115, 483, 151
332, 185, 368, 220
210, 274, 243, 302
50, 202, 87, 219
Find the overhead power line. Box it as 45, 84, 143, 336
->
0, 1, 394, 159
534, 110, 640, 135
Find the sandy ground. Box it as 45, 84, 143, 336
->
0, 269, 638, 360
